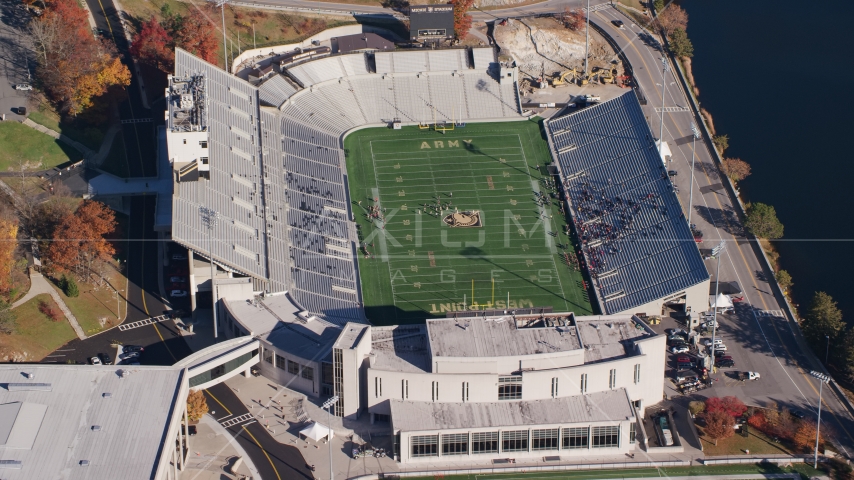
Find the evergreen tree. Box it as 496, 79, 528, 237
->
669, 28, 694, 58
65, 276, 79, 297
801, 292, 843, 356
744, 203, 784, 239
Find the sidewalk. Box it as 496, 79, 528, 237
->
181, 414, 260, 480
12, 269, 86, 340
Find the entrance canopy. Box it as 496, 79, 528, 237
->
709, 293, 733, 309
300, 422, 333, 442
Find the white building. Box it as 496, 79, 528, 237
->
219, 281, 666, 464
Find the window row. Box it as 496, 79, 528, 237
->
409, 426, 623, 457
263, 348, 314, 381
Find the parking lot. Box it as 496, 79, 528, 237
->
0, 2, 35, 120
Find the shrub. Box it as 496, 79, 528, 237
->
64, 276, 79, 297
688, 400, 705, 416
38, 300, 62, 322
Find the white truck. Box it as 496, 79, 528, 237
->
737, 371, 761, 381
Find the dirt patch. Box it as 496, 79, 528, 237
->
700, 107, 716, 135
681, 57, 699, 97
493, 17, 621, 82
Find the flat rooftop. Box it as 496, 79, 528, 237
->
575, 315, 653, 363
0, 365, 183, 480
226, 294, 342, 362
390, 388, 635, 432
370, 325, 431, 374
426, 314, 581, 359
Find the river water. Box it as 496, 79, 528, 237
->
682, 0, 854, 320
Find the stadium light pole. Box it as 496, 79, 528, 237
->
658, 56, 669, 153
812, 338, 830, 469
322, 396, 339, 480
200, 206, 220, 338
214, 0, 229, 73
687, 122, 700, 226
584, 0, 590, 78
709, 241, 725, 372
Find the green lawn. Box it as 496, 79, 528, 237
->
405, 463, 823, 480
1, 294, 75, 361
344, 120, 593, 324
0, 122, 82, 172
28, 109, 107, 151
700, 427, 793, 456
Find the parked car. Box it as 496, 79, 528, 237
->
123, 345, 144, 353
670, 345, 690, 354
169, 276, 187, 283
667, 328, 688, 336
170, 290, 188, 298
668, 170, 678, 177
716, 359, 735, 368
170, 283, 187, 290
701, 320, 719, 329
668, 337, 688, 347
737, 371, 760, 381
791, 410, 806, 419
702, 337, 723, 346
89, 356, 102, 365
730, 295, 745, 303
171, 253, 188, 261
98, 353, 112, 365
713, 344, 728, 352
675, 373, 698, 384
15, 84, 32, 91
714, 350, 727, 357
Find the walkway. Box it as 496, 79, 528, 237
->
13, 270, 87, 340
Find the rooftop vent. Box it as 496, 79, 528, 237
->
91, 425, 101, 431
80, 460, 90, 467
0, 460, 23, 470
23, 372, 34, 379
6, 383, 52, 391
102, 392, 112, 398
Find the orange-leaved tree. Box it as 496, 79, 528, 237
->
793, 421, 822, 452
452, 0, 475, 40
47, 200, 117, 280
170, 8, 220, 64
130, 17, 175, 72
30, 0, 130, 116
0, 216, 19, 295
704, 410, 735, 446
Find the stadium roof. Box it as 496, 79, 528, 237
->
0, 365, 183, 480
390, 388, 635, 432
425, 314, 582, 358
334, 33, 394, 53
546, 92, 709, 314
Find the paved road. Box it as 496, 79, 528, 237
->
204, 383, 316, 480
589, 7, 854, 454
83, 0, 156, 177
47, 196, 188, 365
0, 1, 34, 120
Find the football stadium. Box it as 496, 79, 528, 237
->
345, 121, 592, 322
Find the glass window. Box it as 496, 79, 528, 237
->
580, 373, 588, 393
411, 435, 438, 457
288, 360, 300, 375
441, 433, 468, 455
630, 422, 637, 444
531, 428, 559, 451
592, 426, 620, 448
501, 430, 528, 452
275, 354, 286, 370
551, 377, 558, 398
471, 432, 498, 454
302, 366, 314, 381
562, 427, 588, 449
263, 349, 273, 364
498, 376, 522, 400
321, 362, 333, 385
634, 364, 641, 384
609, 369, 616, 389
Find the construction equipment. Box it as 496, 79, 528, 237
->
598, 67, 617, 84
551, 68, 580, 86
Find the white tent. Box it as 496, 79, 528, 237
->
656, 140, 672, 165
709, 293, 733, 309
299, 422, 333, 442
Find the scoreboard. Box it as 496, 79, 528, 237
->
409, 5, 455, 42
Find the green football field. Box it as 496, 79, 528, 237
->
344, 119, 593, 324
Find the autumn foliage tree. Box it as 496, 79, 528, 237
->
29, 0, 131, 116
705, 396, 748, 418
655, 4, 688, 37
793, 421, 822, 452
130, 17, 175, 72
562, 7, 586, 31
131, 9, 218, 70
722, 158, 752, 183
46, 200, 117, 281
704, 410, 735, 445
187, 389, 209, 422
452, 0, 475, 40
0, 216, 19, 295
